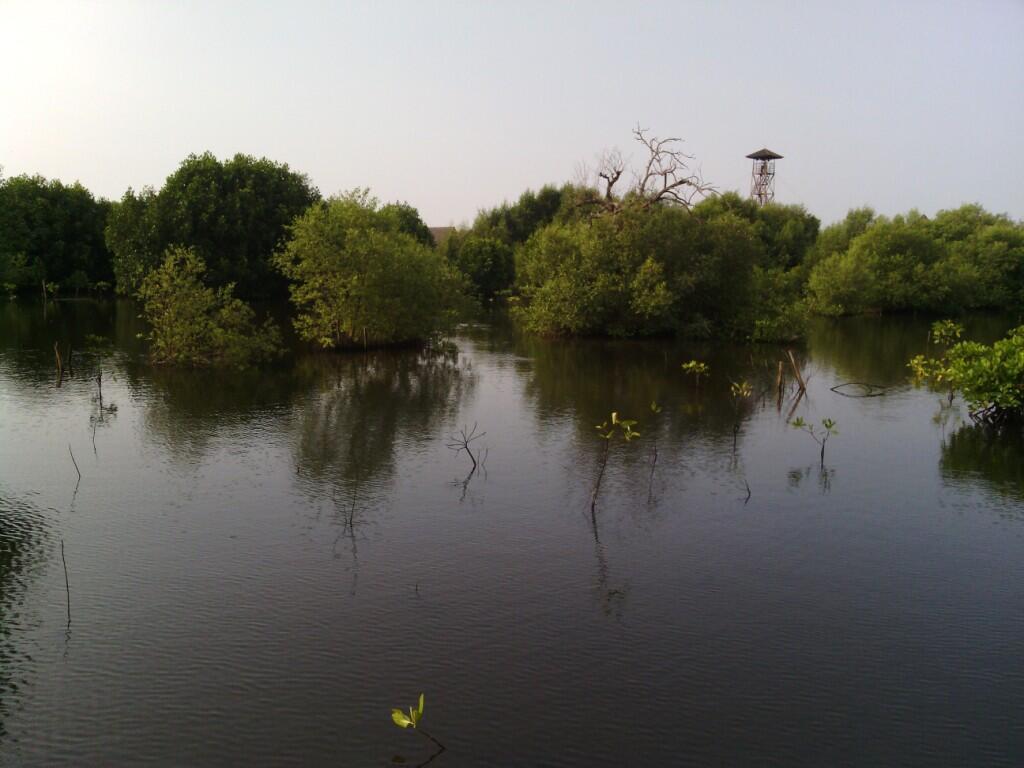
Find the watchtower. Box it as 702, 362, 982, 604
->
746, 148, 783, 205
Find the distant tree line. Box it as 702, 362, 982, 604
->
1, 142, 1022, 366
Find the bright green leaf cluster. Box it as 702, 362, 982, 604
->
391, 693, 425, 730
595, 411, 641, 441
790, 416, 839, 443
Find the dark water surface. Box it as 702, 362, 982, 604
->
1, 300, 1023, 767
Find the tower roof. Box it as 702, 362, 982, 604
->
746, 148, 783, 160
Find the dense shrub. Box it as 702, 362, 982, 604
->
910, 321, 1024, 425
440, 233, 514, 301
442, 184, 575, 299
514, 203, 762, 338
274, 190, 467, 348
138, 247, 281, 367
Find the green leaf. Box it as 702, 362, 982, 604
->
392, 709, 412, 728
418, 693, 424, 717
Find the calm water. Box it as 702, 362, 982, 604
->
1, 300, 1023, 767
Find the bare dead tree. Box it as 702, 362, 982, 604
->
631, 125, 714, 208
596, 147, 625, 203
582, 124, 716, 216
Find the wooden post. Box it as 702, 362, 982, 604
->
54, 342, 64, 386
787, 349, 806, 393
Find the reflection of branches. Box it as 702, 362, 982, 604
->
331, 478, 361, 597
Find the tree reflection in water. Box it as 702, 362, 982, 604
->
292, 347, 475, 589
940, 423, 1024, 510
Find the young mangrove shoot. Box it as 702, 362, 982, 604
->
681, 360, 710, 390
592, 411, 640, 513
790, 417, 838, 468
391, 693, 445, 761
729, 380, 753, 454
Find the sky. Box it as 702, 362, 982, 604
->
1, 0, 1022, 226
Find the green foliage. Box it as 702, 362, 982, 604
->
274, 190, 467, 348
441, 233, 514, 301
930, 319, 964, 347
693, 192, 820, 269
909, 324, 1024, 424
105, 186, 160, 294
790, 416, 838, 439
595, 411, 641, 441
681, 359, 710, 386
106, 152, 320, 297
730, 380, 753, 402
790, 416, 839, 465
515, 203, 763, 338
808, 205, 1024, 315
471, 184, 569, 246
380, 202, 435, 247
441, 184, 571, 299
138, 247, 281, 367
0, 174, 112, 290
804, 207, 876, 270
746, 265, 810, 342
391, 693, 425, 730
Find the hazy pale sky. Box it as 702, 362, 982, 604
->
1, 1, 1022, 225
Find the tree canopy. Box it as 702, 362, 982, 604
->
106, 152, 320, 297
0, 174, 112, 292
274, 190, 467, 348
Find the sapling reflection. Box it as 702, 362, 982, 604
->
681, 360, 710, 390
391, 693, 445, 764
790, 417, 838, 468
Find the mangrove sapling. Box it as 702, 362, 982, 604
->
790, 417, 838, 468
591, 411, 640, 513
729, 380, 753, 454
391, 693, 445, 764
918, 319, 964, 405
681, 360, 710, 390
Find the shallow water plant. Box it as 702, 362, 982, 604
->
790, 416, 838, 467
729, 380, 753, 453
591, 411, 640, 512
681, 360, 710, 389
391, 693, 445, 761
910, 324, 1024, 425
